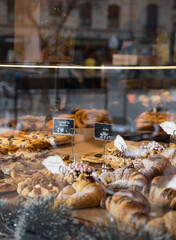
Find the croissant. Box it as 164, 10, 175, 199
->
100, 190, 150, 230
134, 154, 175, 182
163, 148, 176, 167
99, 165, 147, 192
147, 211, 176, 239
54, 175, 105, 209
149, 175, 176, 209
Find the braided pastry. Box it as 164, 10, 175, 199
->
54, 175, 105, 209
149, 175, 176, 209
100, 190, 150, 229
99, 165, 147, 192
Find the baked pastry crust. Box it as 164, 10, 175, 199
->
0, 178, 17, 193
20, 130, 72, 146
0, 136, 50, 149
0, 148, 69, 175
81, 152, 104, 163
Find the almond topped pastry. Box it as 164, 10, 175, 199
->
17, 169, 65, 198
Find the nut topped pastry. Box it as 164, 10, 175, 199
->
17, 169, 65, 198
105, 149, 140, 170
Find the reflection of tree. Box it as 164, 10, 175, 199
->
25, 0, 80, 62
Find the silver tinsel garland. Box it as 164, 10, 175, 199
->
0, 198, 171, 240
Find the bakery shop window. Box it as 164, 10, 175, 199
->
79, 1, 92, 26
108, 5, 120, 28
146, 4, 158, 35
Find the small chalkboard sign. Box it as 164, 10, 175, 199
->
94, 122, 115, 141
53, 118, 75, 135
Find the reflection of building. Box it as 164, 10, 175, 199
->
0, 0, 176, 64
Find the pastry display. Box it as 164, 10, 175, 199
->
81, 152, 104, 163
1, 112, 176, 238
54, 175, 105, 209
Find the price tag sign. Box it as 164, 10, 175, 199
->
160, 121, 176, 136
94, 123, 115, 141
42, 155, 67, 175
53, 118, 75, 135
114, 135, 127, 152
